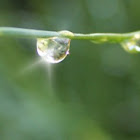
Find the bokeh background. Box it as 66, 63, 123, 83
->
0, 0, 140, 139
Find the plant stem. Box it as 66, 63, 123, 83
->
0, 27, 59, 38
0, 27, 139, 43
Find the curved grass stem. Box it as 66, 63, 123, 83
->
0, 27, 139, 43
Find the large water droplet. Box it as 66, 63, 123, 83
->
37, 37, 71, 63
121, 34, 140, 53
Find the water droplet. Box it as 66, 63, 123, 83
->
121, 34, 140, 53
37, 37, 71, 63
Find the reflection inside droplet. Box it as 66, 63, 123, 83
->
37, 37, 71, 63
121, 34, 140, 53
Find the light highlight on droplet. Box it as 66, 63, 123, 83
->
121, 34, 140, 53
37, 37, 71, 63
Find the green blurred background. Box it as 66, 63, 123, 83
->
0, 0, 140, 139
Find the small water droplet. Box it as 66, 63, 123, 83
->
121, 34, 140, 53
37, 37, 71, 63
